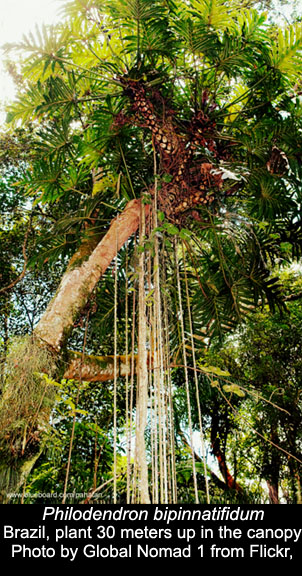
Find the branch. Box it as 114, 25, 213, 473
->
283, 290, 302, 302
63, 351, 139, 382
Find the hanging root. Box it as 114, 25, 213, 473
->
0, 336, 57, 499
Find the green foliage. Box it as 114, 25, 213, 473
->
18, 372, 129, 503
202, 271, 302, 502
3, 0, 300, 340
1, 0, 302, 503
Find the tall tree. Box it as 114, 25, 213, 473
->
1, 0, 302, 502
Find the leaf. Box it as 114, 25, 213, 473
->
223, 383, 246, 397
199, 364, 231, 377
210, 380, 219, 388
74, 408, 89, 416
162, 173, 173, 183
37, 373, 61, 387
179, 228, 193, 240
190, 0, 237, 31
271, 23, 302, 79
162, 221, 179, 235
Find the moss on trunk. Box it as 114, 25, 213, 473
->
64, 351, 137, 382
0, 336, 57, 502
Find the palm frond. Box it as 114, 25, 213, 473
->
245, 170, 295, 220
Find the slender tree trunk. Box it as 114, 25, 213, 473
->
296, 472, 302, 504
211, 413, 244, 493
267, 481, 279, 504
267, 428, 280, 504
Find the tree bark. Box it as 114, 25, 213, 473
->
267, 481, 279, 504
211, 413, 244, 493
267, 428, 280, 504
64, 351, 137, 382
34, 198, 144, 352
63, 350, 156, 382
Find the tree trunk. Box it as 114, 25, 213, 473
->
267, 427, 280, 504
267, 481, 279, 504
211, 413, 244, 494
34, 198, 143, 352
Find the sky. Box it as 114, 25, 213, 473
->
0, 0, 62, 122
